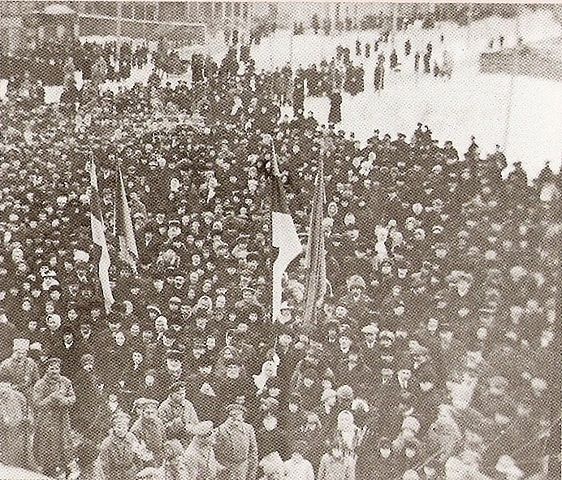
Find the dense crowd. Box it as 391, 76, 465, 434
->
0, 39, 151, 88
0, 30, 559, 480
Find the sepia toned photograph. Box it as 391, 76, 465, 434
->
0, 1, 561, 479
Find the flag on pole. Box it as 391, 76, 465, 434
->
115, 163, 139, 273
271, 147, 302, 322
302, 158, 327, 326
89, 156, 114, 313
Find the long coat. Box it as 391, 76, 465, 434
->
130, 416, 167, 467
32, 373, 76, 474
183, 439, 221, 480
0, 384, 30, 467
214, 421, 258, 480
158, 397, 199, 441
328, 92, 342, 125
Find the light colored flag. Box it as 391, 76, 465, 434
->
89, 157, 114, 313
271, 148, 302, 322
115, 163, 139, 273
302, 158, 327, 326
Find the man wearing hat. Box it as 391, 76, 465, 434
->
0, 338, 40, 399
215, 403, 258, 480
359, 323, 379, 367
158, 381, 199, 443
99, 412, 143, 480
53, 324, 83, 382
215, 357, 254, 407
341, 274, 373, 323
32, 357, 76, 476
130, 397, 166, 467
183, 420, 221, 479
71, 352, 105, 437
235, 286, 264, 318
396, 354, 416, 402
156, 350, 188, 400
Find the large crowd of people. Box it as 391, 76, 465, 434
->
0, 22, 559, 480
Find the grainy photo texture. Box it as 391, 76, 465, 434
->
0, 1, 561, 480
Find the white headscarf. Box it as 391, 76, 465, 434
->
253, 360, 278, 391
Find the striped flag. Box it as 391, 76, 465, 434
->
302, 158, 327, 326
271, 147, 302, 322
89, 157, 114, 313
115, 163, 139, 273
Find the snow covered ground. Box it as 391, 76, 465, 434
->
253, 8, 562, 178
2, 8, 561, 177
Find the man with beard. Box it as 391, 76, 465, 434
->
340, 274, 373, 324
215, 359, 254, 412
130, 398, 166, 467
32, 357, 76, 476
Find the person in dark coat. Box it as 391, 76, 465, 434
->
328, 89, 342, 125
71, 353, 104, 437
293, 80, 305, 117
357, 436, 398, 480
98, 412, 143, 480
374, 57, 385, 91
256, 411, 290, 461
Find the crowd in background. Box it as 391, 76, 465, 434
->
0, 23, 559, 480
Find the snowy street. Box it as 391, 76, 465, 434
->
253, 9, 562, 177
2, 8, 561, 177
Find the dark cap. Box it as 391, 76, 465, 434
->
169, 381, 187, 394
45, 357, 62, 367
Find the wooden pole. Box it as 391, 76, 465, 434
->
502, 9, 520, 152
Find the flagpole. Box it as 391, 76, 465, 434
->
88, 151, 115, 313
270, 136, 275, 327
302, 152, 327, 328
547, 172, 562, 477
115, 158, 139, 274
270, 133, 303, 338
